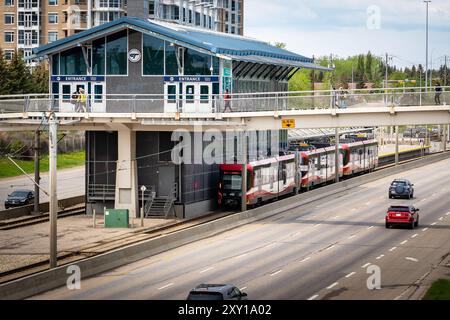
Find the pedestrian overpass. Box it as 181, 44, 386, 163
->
0, 87, 449, 132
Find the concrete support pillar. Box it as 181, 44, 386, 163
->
241, 131, 247, 212
335, 127, 340, 183
395, 126, 400, 165
442, 124, 448, 152
33, 130, 40, 215
114, 127, 138, 219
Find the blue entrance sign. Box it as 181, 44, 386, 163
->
51, 76, 105, 82
164, 76, 219, 83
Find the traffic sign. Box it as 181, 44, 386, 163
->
282, 119, 296, 129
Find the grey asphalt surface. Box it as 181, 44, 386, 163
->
32, 158, 450, 300
0, 166, 85, 210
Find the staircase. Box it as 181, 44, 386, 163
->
144, 184, 177, 218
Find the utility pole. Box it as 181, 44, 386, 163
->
49, 115, 58, 269
385, 53, 389, 104
241, 131, 247, 212
395, 126, 400, 165
335, 128, 340, 183
445, 55, 448, 87
32, 130, 40, 215
424, 1, 431, 92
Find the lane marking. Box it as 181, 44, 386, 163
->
389, 247, 397, 252
400, 240, 408, 245
313, 224, 321, 228
300, 257, 311, 263
361, 263, 371, 268
431, 222, 437, 226
270, 270, 283, 277
348, 235, 356, 239
325, 245, 336, 251
439, 217, 444, 221
367, 226, 374, 230
326, 282, 339, 290
406, 257, 419, 262
235, 253, 248, 259
158, 283, 174, 290
200, 267, 215, 274
446, 212, 450, 216
345, 272, 356, 278
422, 228, 429, 232
411, 234, 418, 238
308, 295, 319, 300
333, 216, 340, 219
376, 255, 385, 260
240, 287, 247, 291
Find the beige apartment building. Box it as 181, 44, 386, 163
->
0, 0, 244, 65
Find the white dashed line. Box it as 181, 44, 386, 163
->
240, 287, 247, 291
270, 270, 283, 277
158, 283, 174, 290
308, 295, 319, 300
376, 255, 385, 260
313, 224, 321, 228
235, 253, 248, 259
200, 267, 215, 273
406, 257, 419, 262
326, 282, 339, 290
345, 272, 356, 278
325, 245, 336, 251
400, 240, 408, 245
411, 234, 418, 238
367, 226, 374, 230
422, 228, 429, 232
446, 212, 450, 216
361, 263, 371, 268
333, 216, 340, 219
431, 222, 437, 226
389, 247, 397, 252
300, 257, 311, 263
439, 217, 444, 221
348, 235, 356, 239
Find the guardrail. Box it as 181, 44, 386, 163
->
0, 86, 448, 114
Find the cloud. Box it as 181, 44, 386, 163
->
245, 0, 450, 67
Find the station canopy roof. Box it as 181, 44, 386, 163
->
32, 17, 331, 72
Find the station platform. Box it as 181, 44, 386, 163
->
0, 214, 179, 275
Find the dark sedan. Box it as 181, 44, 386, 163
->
389, 179, 414, 199
4, 190, 35, 209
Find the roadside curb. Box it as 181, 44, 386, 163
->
1, 152, 449, 300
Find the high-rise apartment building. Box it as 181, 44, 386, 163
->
0, 0, 244, 65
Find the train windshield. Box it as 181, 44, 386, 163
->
222, 174, 242, 191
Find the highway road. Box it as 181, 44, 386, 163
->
32, 158, 450, 300
0, 166, 85, 210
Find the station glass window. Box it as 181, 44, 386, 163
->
200, 85, 209, 103
167, 85, 177, 103
165, 43, 178, 75
106, 30, 127, 75
51, 54, 59, 75
92, 37, 105, 75
143, 34, 164, 75
184, 48, 211, 76
60, 47, 86, 75
185, 85, 195, 103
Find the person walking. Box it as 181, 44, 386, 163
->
77, 88, 87, 112
223, 89, 232, 112
71, 91, 79, 112
435, 82, 442, 105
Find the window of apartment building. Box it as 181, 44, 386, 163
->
143, 34, 164, 75
4, 50, 14, 61
4, 13, 14, 25
48, 0, 57, 5
182, 8, 186, 22
4, 31, 14, 43
18, 30, 38, 45
5, 0, 14, 6
99, 0, 122, 7
18, 0, 39, 8
231, 0, 236, 11
48, 31, 58, 43
149, 0, 155, 15
106, 30, 127, 75
48, 13, 58, 24
188, 10, 192, 23
195, 12, 200, 26
18, 12, 39, 27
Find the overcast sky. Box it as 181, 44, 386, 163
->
244, 0, 450, 68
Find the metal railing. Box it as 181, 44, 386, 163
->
0, 87, 448, 115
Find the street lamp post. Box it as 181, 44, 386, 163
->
140, 185, 147, 227
424, 1, 431, 93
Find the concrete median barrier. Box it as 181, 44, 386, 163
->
1, 152, 449, 300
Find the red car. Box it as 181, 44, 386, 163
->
386, 205, 420, 229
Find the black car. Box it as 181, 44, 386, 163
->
186, 284, 248, 300
4, 190, 35, 209
389, 179, 414, 199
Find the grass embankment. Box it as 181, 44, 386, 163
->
423, 279, 450, 300
0, 151, 85, 179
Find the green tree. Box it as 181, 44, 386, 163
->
289, 69, 312, 92
32, 62, 49, 93
0, 49, 9, 95
274, 42, 286, 49
7, 50, 34, 94
365, 51, 373, 82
